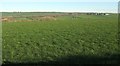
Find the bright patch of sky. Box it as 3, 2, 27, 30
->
1, 0, 119, 2
0, 0, 119, 13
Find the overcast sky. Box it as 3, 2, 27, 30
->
0, 0, 119, 13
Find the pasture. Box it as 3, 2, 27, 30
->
2, 12, 120, 64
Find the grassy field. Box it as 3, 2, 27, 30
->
2, 12, 120, 64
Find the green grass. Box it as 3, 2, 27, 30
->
2, 13, 120, 64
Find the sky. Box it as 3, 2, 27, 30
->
1, 0, 119, 2
0, 0, 119, 13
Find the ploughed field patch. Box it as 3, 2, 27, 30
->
2, 16, 57, 22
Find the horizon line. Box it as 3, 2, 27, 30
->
0, 11, 117, 13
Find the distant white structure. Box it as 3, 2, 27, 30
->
105, 14, 109, 15
87, 13, 110, 16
